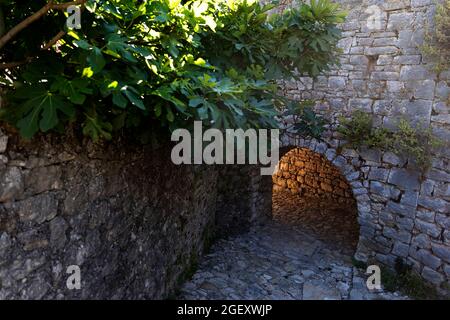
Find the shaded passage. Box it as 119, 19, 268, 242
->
179, 148, 406, 300
272, 147, 359, 256
179, 222, 406, 300
272, 190, 359, 256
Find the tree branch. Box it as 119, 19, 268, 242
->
0, 59, 31, 70
51, 0, 87, 10
42, 30, 66, 50
0, 0, 87, 51
0, 30, 66, 70
0, 1, 54, 50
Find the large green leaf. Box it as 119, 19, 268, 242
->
87, 47, 106, 73
17, 91, 75, 138
121, 86, 145, 110
2, 0, 344, 141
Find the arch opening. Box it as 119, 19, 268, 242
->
272, 147, 360, 255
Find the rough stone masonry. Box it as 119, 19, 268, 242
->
0, 0, 449, 299
273, 147, 355, 206
272, 0, 449, 293
0, 127, 270, 299
0, 129, 220, 299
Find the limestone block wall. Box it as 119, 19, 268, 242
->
273, 148, 355, 206
275, 0, 449, 292
215, 165, 272, 239
0, 128, 218, 299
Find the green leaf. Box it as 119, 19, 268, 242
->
189, 97, 205, 108
82, 113, 113, 141
166, 107, 175, 122
51, 78, 93, 105
153, 87, 187, 112
105, 33, 137, 63
17, 92, 75, 138
121, 86, 145, 110
87, 47, 106, 73
40, 95, 74, 132
112, 92, 128, 108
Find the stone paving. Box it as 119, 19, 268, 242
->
272, 190, 359, 257
179, 191, 408, 300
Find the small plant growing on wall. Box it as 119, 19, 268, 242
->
422, 0, 450, 73
337, 111, 444, 172
337, 111, 392, 150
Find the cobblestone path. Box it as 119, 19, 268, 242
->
179, 191, 408, 300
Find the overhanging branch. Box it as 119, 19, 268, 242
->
0, 30, 66, 70
0, 0, 86, 51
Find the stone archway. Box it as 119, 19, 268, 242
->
181, 138, 414, 300
213, 137, 374, 263
275, 137, 374, 262
272, 146, 359, 255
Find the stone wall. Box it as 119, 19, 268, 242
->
276, 0, 450, 293
273, 148, 355, 206
215, 165, 272, 239
0, 128, 218, 299
0, 0, 448, 299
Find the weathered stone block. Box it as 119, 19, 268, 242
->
411, 0, 432, 8
387, 12, 414, 31
411, 248, 442, 270
412, 234, 431, 249
435, 81, 450, 100
368, 168, 390, 182
426, 169, 450, 182
418, 196, 450, 213
25, 165, 62, 196
383, 226, 412, 243
393, 55, 421, 65
0, 232, 11, 257
415, 219, 442, 238
382, 151, 406, 166
396, 216, 415, 231
386, 201, 416, 218
403, 100, 433, 124
435, 214, 450, 229
414, 80, 436, 100
388, 169, 421, 191
393, 242, 410, 257
370, 181, 391, 198
400, 64, 434, 81
422, 266, 444, 285
15, 193, 58, 224
366, 46, 399, 56
431, 114, 450, 125
415, 209, 435, 223
359, 148, 381, 162
420, 180, 435, 197
371, 71, 399, 81
348, 98, 373, 112
16, 229, 49, 251
400, 191, 419, 207
444, 264, 450, 277
431, 243, 450, 264
0, 167, 24, 203
49, 217, 68, 249
0, 135, 8, 153
384, 0, 411, 10
328, 77, 346, 89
